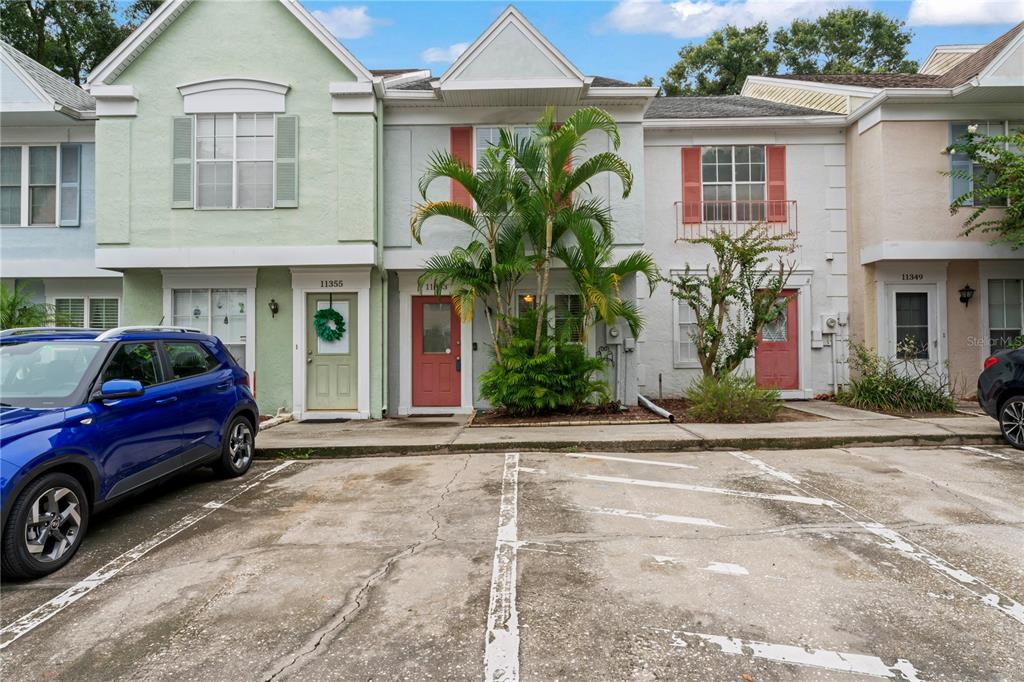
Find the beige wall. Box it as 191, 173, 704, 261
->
946, 260, 982, 397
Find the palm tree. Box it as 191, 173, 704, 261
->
502, 107, 634, 354
0, 282, 56, 329
554, 223, 659, 343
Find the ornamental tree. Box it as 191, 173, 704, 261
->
945, 128, 1024, 250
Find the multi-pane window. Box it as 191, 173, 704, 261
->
53, 298, 119, 330
554, 294, 583, 342
475, 126, 534, 169
895, 292, 930, 360
950, 121, 1022, 206
173, 288, 248, 367
0, 144, 80, 226
701, 145, 765, 221
674, 299, 698, 367
988, 279, 1023, 354
196, 113, 274, 209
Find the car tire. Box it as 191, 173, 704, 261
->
1, 472, 89, 580
213, 415, 255, 478
999, 395, 1024, 450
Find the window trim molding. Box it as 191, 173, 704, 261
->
178, 78, 289, 114
949, 120, 1021, 207
699, 144, 767, 221
1, 143, 65, 227
193, 113, 277, 211
47, 295, 121, 330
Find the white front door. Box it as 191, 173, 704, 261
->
887, 284, 939, 372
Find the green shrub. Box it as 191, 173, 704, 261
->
684, 374, 782, 423
836, 343, 956, 414
479, 315, 610, 416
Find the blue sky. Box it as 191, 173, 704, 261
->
299, 1, 1024, 83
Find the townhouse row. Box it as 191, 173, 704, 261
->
2, 1, 1021, 419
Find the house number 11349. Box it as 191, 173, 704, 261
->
320, 279, 344, 288
901, 274, 923, 281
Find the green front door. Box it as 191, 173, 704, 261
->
306, 293, 358, 411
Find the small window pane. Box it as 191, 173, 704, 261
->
174, 289, 210, 331
196, 114, 215, 137
211, 289, 246, 344
29, 147, 56, 185
196, 161, 232, 209
88, 298, 119, 329
102, 342, 161, 386
238, 161, 273, 208
30, 186, 56, 224
895, 292, 930, 360
422, 303, 452, 353
54, 298, 85, 327
0, 186, 19, 225
165, 341, 220, 379
1, 147, 21, 185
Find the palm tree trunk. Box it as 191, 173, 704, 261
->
533, 213, 553, 355
483, 303, 501, 364
487, 233, 507, 350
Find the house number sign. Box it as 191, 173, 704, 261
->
901, 273, 924, 281
320, 279, 345, 288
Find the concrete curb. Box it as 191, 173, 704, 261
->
255, 431, 1004, 460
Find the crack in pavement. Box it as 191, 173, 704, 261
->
261, 455, 472, 682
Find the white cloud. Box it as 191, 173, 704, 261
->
907, 0, 1024, 26
420, 42, 470, 64
603, 0, 849, 39
311, 5, 383, 40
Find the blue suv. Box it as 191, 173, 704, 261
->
0, 327, 259, 579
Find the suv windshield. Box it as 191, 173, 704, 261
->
0, 341, 105, 408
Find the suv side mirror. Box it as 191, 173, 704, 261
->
93, 379, 145, 401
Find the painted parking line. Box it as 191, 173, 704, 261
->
566, 453, 699, 470
730, 451, 1024, 627
648, 555, 749, 575
521, 468, 839, 507
729, 451, 801, 484
0, 461, 297, 650
656, 629, 925, 681
484, 452, 520, 682
577, 505, 724, 528
960, 445, 1016, 462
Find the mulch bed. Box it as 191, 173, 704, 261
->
650, 398, 825, 424
470, 405, 663, 427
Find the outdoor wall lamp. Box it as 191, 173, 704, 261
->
268, 299, 280, 318
959, 284, 975, 307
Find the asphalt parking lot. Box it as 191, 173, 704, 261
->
1, 444, 1022, 681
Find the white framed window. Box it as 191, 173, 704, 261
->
673, 298, 699, 368
172, 288, 248, 367
988, 278, 1022, 354
195, 113, 274, 210
53, 297, 120, 329
701, 145, 766, 222
474, 125, 535, 169
554, 293, 583, 343
0, 144, 81, 227
950, 120, 1022, 207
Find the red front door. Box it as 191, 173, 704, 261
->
412, 296, 462, 407
755, 290, 799, 390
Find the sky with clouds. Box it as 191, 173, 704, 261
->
301, 0, 1024, 82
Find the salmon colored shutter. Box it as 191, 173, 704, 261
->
450, 127, 473, 208
681, 146, 701, 224
766, 145, 787, 223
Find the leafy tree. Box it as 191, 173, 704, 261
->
774, 8, 917, 74
944, 128, 1024, 249
635, 75, 654, 87
665, 225, 794, 378
0, 0, 160, 85
661, 22, 778, 96
0, 282, 61, 328
659, 9, 917, 96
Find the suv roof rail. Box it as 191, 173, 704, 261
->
95, 326, 204, 341
0, 327, 106, 338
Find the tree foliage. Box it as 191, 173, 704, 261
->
944, 128, 1024, 250
0, 0, 160, 85
665, 226, 794, 379
660, 8, 917, 96
0, 282, 61, 328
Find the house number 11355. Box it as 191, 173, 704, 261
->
320, 279, 344, 288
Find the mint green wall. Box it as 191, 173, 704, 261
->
96, 0, 375, 248
369, 267, 384, 418
122, 270, 163, 323
254, 267, 292, 415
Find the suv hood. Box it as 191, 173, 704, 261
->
0, 406, 67, 445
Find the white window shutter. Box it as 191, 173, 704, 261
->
275, 115, 298, 208
59, 144, 81, 226
172, 116, 194, 208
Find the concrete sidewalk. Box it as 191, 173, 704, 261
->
255, 406, 1005, 458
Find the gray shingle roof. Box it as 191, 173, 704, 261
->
645, 95, 834, 119
391, 76, 434, 91
0, 40, 94, 113
589, 75, 636, 87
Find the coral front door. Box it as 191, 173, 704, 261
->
306, 293, 358, 411
412, 296, 461, 407
755, 290, 799, 390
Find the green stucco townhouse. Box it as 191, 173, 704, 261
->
88, 0, 386, 419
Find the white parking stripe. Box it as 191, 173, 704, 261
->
0, 461, 297, 650
730, 451, 1024, 627
566, 453, 698, 470
658, 629, 925, 681
730, 451, 801, 484
484, 453, 520, 682
537, 470, 839, 507
649, 555, 749, 575
961, 446, 1014, 462
579, 506, 724, 528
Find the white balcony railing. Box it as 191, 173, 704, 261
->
674, 200, 798, 241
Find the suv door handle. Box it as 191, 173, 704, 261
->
155, 396, 178, 406
216, 381, 232, 391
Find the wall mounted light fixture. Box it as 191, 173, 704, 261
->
958, 284, 975, 307
268, 299, 279, 318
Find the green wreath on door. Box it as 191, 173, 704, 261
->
313, 307, 346, 342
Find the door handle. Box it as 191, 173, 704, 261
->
456, 357, 462, 373
155, 396, 178, 406
216, 381, 232, 390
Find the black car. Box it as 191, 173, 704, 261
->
978, 347, 1024, 450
